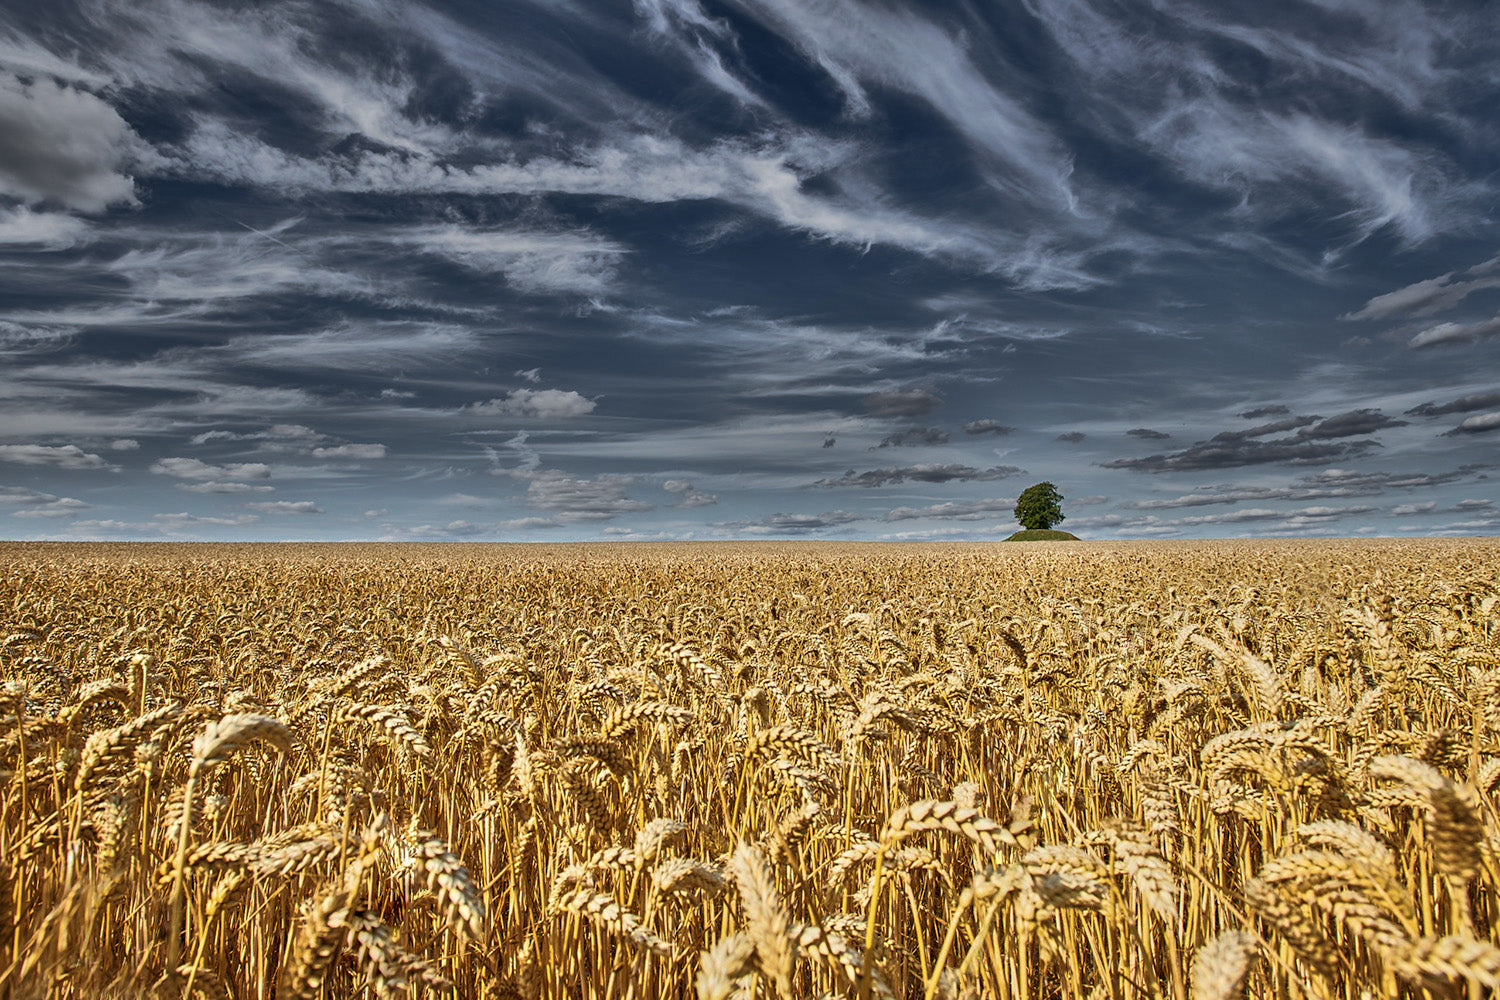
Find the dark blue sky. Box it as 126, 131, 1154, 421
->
1, 0, 1497, 540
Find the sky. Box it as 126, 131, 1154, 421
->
1, 0, 1497, 542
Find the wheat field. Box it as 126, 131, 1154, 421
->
2, 538, 1499, 999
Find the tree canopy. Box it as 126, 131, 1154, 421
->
1014, 482, 1065, 530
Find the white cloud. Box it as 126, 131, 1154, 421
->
150, 457, 271, 480
0, 206, 93, 248
310, 443, 387, 459
469, 389, 597, 419
510, 470, 653, 521
0, 444, 114, 469
247, 500, 323, 514
176, 481, 275, 494
1410, 314, 1500, 349
730, 0, 1074, 208
1447, 411, 1500, 435
1344, 270, 1500, 321
152, 512, 259, 527
109, 438, 140, 451
0, 72, 146, 211
884, 498, 1016, 522
0, 486, 90, 517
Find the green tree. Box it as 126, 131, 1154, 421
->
1014, 482, 1065, 530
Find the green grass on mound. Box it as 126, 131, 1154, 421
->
1003, 529, 1080, 541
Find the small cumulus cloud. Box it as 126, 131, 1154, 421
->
1055, 431, 1086, 443
1126, 428, 1170, 440
247, 500, 324, 514
469, 388, 596, 419
963, 420, 1014, 436
1238, 405, 1290, 419
110, 439, 140, 451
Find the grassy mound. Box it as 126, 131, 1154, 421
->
1004, 529, 1080, 541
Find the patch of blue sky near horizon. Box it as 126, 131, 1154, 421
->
0, 0, 1497, 541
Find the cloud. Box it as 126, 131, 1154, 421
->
877, 426, 949, 447
963, 419, 1013, 436
397, 225, 626, 296
310, 443, 387, 459
822, 437, 836, 448
1297, 409, 1408, 439
109, 439, 140, 451
1444, 412, 1500, 436
862, 387, 943, 418
662, 479, 717, 507
1126, 428, 1170, 440
150, 457, 271, 480
1210, 416, 1319, 443
1055, 431, 1086, 443
1103, 437, 1379, 473
1409, 314, 1500, 349
515, 368, 542, 383
0, 486, 89, 517
175, 481, 276, 494
717, 510, 861, 534
191, 425, 321, 446
152, 513, 259, 528
247, 500, 324, 514
0, 444, 114, 469
1343, 268, 1500, 321
0, 72, 145, 211
0, 206, 93, 248
883, 497, 1016, 522
730, 0, 1074, 208
1238, 405, 1290, 419
510, 470, 652, 521
1405, 391, 1500, 418
469, 389, 597, 419
811, 463, 1022, 487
